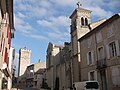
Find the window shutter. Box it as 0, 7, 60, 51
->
2, 38, 5, 56
87, 52, 89, 65
106, 44, 110, 59
112, 67, 119, 85
115, 40, 120, 56
94, 71, 97, 80
0, 33, 3, 52
88, 71, 90, 80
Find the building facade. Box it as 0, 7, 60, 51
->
46, 42, 63, 90
25, 61, 46, 89
8, 47, 15, 89
46, 42, 72, 90
45, 2, 120, 90
18, 48, 31, 88
78, 13, 120, 90
69, 2, 91, 82
0, 0, 15, 89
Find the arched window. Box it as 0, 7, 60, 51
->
85, 18, 88, 26
81, 17, 84, 26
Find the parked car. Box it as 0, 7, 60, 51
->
73, 81, 100, 90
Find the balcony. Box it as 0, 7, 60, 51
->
96, 58, 107, 69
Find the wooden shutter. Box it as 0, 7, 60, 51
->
88, 71, 90, 80
0, 33, 3, 52
106, 44, 110, 59
87, 52, 89, 65
2, 38, 5, 55
115, 40, 120, 56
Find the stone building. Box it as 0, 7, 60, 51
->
69, 2, 107, 84
46, 42, 72, 90
78, 13, 120, 90
26, 64, 34, 88
46, 42, 63, 90
18, 48, 31, 87
25, 61, 46, 89
0, 0, 15, 89
8, 47, 15, 89
69, 2, 92, 82
45, 2, 120, 90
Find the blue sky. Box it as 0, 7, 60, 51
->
13, 0, 120, 64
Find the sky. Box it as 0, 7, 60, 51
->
13, 0, 120, 65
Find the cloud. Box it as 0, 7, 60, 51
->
14, 15, 47, 40
76, 0, 118, 20
25, 34, 48, 40
50, 0, 76, 7
14, 0, 53, 18
17, 12, 26, 18
37, 16, 70, 31
14, 15, 32, 34
14, 0, 119, 45
88, 6, 113, 19
37, 16, 70, 44
29, 7, 49, 17
108, 0, 120, 10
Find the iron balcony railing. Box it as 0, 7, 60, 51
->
96, 58, 107, 69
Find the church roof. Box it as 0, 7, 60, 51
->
89, 19, 107, 30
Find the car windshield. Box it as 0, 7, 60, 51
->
85, 82, 99, 89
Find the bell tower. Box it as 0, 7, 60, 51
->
70, 2, 91, 39
70, 2, 91, 82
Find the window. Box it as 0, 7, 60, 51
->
106, 40, 120, 59
90, 71, 94, 80
111, 66, 120, 86
87, 51, 94, 65
89, 52, 92, 64
0, 9, 2, 22
87, 36, 92, 48
0, 33, 3, 52
81, 17, 84, 26
86, 82, 99, 89
35, 81, 37, 86
98, 47, 104, 60
109, 42, 117, 58
85, 18, 88, 26
88, 70, 97, 81
4, 48, 8, 66
108, 25, 113, 37
81, 17, 88, 26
